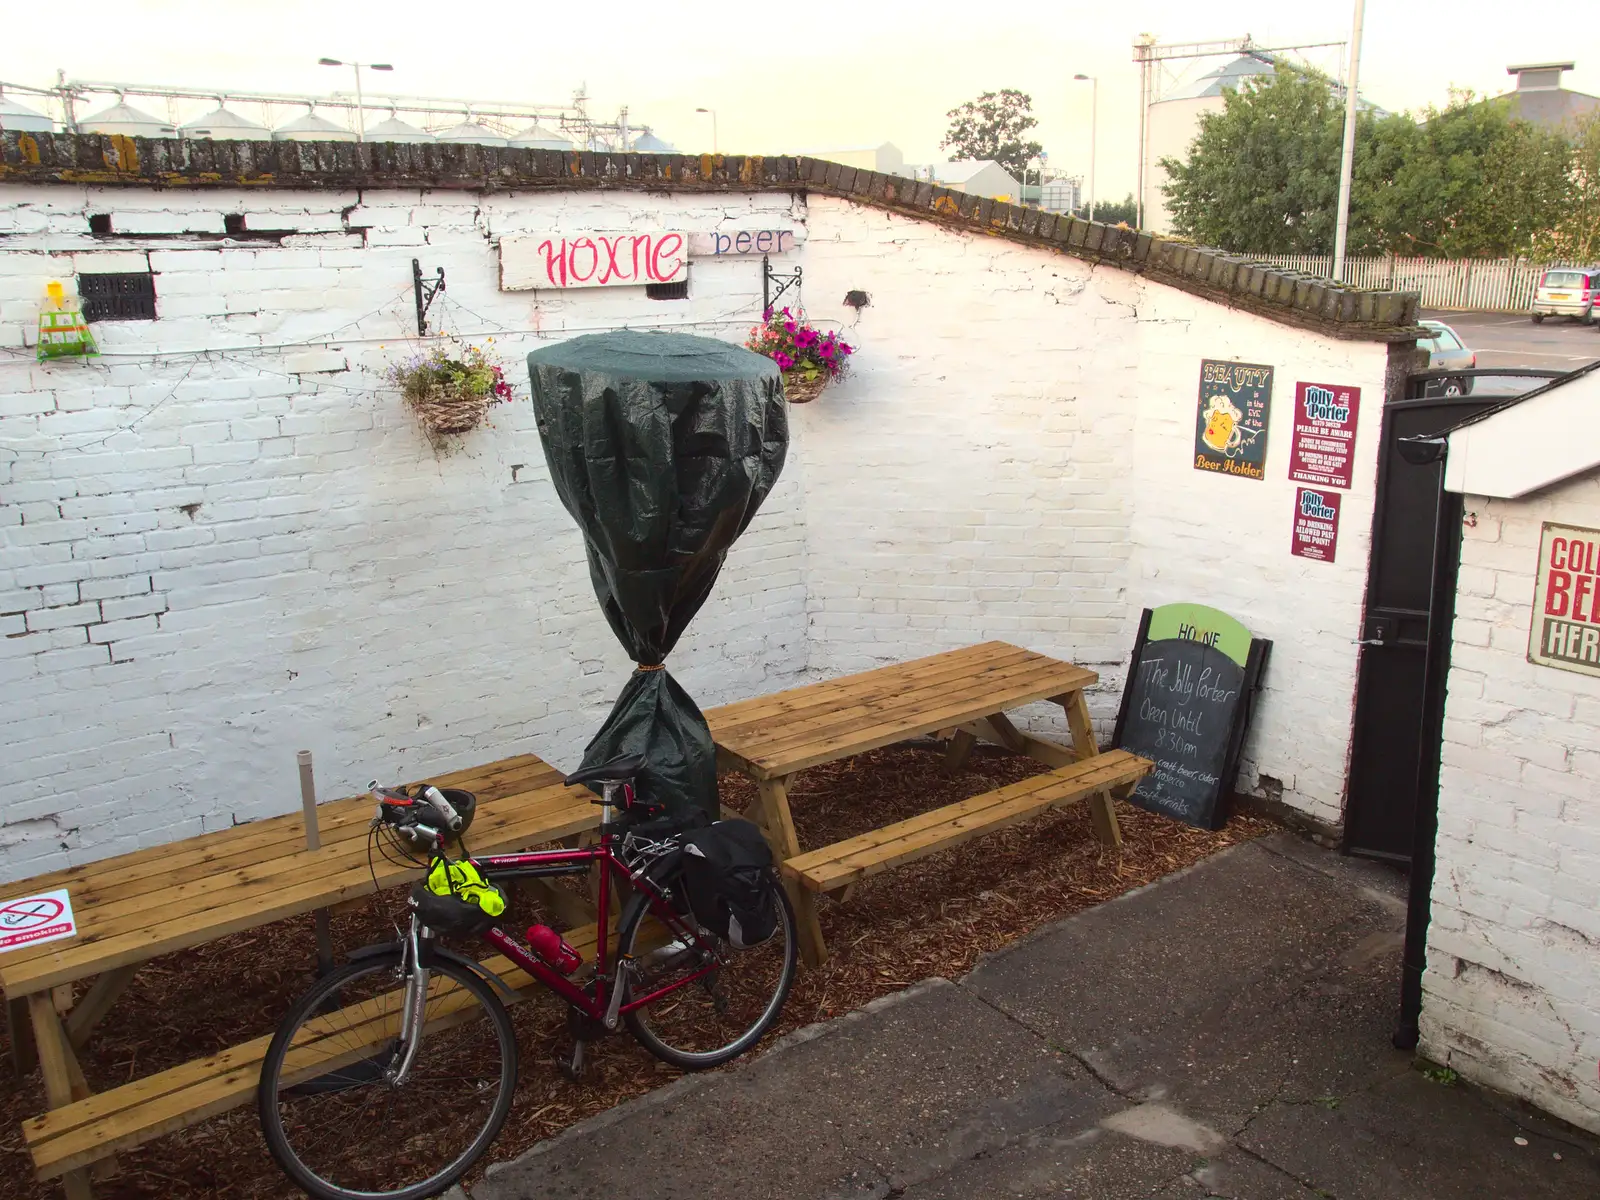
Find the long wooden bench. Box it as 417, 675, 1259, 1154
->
24, 924, 602, 1182
782, 751, 1151, 895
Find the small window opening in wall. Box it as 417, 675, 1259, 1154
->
80, 272, 158, 322
646, 280, 690, 301
87, 214, 112, 235
224, 214, 246, 236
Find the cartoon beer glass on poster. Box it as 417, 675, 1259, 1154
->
1195, 360, 1273, 480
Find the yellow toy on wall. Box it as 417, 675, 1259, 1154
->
36, 280, 98, 362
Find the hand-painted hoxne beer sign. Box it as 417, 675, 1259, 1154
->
500, 232, 688, 290
1195, 360, 1273, 481
1530, 522, 1600, 678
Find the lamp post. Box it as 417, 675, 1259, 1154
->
694, 107, 718, 154
1073, 73, 1097, 222
318, 57, 393, 142
1332, 0, 1367, 282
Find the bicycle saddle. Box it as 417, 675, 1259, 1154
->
564, 755, 646, 787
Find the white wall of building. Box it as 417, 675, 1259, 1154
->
0, 184, 810, 879
0, 182, 1394, 880
1421, 473, 1600, 1136
1141, 96, 1224, 237
799, 197, 1390, 828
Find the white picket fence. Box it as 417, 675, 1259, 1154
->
1254, 255, 1587, 312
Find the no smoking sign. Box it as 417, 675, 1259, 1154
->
0, 888, 77, 953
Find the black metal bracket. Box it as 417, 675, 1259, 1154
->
413, 258, 446, 336
762, 254, 801, 319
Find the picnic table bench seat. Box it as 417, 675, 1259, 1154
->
3, 753, 602, 1198
25, 924, 602, 1182
781, 750, 1151, 895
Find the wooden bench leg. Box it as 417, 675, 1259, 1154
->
1062, 691, 1123, 851
65, 966, 138, 1050
28, 993, 94, 1200
9, 994, 38, 1075
752, 777, 827, 968
942, 729, 978, 774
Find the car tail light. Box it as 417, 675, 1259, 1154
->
1470, 354, 1477, 368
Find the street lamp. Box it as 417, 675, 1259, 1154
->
694, 107, 718, 154
318, 57, 393, 142
1073, 74, 1097, 222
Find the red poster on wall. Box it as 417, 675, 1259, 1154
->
1291, 487, 1341, 563
1288, 382, 1361, 490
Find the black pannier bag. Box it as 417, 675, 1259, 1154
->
679, 819, 780, 949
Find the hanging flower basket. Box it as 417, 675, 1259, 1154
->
782, 371, 828, 404
386, 341, 514, 446
746, 309, 854, 404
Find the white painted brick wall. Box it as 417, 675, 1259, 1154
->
1420, 475, 1600, 1136
800, 199, 1390, 822
1, 182, 1394, 882
0, 185, 809, 880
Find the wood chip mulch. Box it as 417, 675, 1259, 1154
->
0, 744, 1274, 1199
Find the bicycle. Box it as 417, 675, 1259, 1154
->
256, 755, 798, 1200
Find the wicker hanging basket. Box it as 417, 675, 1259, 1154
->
405, 382, 493, 438
782, 372, 828, 405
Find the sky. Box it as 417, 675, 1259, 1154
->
3, 0, 1597, 201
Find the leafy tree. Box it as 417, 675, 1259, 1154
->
1083, 193, 1137, 225
942, 89, 1044, 180
1162, 74, 1576, 258
1536, 108, 1600, 261
1159, 70, 1353, 254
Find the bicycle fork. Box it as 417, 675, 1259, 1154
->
389, 917, 432, 1087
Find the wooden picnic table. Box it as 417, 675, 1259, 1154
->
1, 753, 600, 1199
706, 641, 1152, 966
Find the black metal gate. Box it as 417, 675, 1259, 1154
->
1343, 369, 1564, 862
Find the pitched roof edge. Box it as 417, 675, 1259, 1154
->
0, 133, 1421, 342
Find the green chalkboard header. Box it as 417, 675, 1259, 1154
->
1146, 603, 1253, 670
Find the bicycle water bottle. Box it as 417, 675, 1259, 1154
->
527, 924, 582, 975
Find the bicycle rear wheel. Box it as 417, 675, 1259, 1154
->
619, 869, 797, 1069
256, 949, 516, 1200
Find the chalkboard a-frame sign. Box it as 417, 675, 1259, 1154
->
1111, 603, 1271, 830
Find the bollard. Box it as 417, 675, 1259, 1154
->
297, 750, 335, 973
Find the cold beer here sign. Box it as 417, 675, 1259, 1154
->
1530, 522, 1600, 678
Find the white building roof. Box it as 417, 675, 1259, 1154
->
366, 114, 435, 143
1443, 360, 1600, 498
182, 106, 271, 140
436, 121, 509, 146
80, 101, 176, 137
274, 109, 356, 142
509, 123, 573, 149
0, 94, 52, 132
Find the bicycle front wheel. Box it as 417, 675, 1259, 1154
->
256, 949, 517, 1200
619, 869, 797, 1070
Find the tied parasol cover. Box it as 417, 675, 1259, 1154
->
529, 330, 788, 822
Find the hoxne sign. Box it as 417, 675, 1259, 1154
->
501, 232, 688, 290
1530, 522, 1600, 677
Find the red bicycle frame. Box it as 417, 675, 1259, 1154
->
468, 828, 716, 1022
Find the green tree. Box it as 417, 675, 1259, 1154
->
942, 89, 1044, 180
1162, 76, 1576, 258
1536, 108, 1600, 261
1159, 70, 1353, 254
1083, 193, 1137, 225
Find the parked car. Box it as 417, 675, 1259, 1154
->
1531, 267, 1598, 324
1419, 319, 1476, 396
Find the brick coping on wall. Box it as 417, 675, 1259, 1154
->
0, 131, 1422, 342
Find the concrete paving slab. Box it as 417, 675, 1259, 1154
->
474, 833, 1600, 1200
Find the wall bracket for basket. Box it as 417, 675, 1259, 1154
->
413, 258, 446, 336
762, 255, 801, 319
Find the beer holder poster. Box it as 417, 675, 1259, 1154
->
1288, 382, 1360, 490
1195, 359, 1273, 480
1529, 522, 1600, 678
1112, 603, 1271, 830
1291, 487, 1342, 563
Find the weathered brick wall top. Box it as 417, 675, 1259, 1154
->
0, 131, 1421, 341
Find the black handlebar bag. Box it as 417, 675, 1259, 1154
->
528, 331, 788, 826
